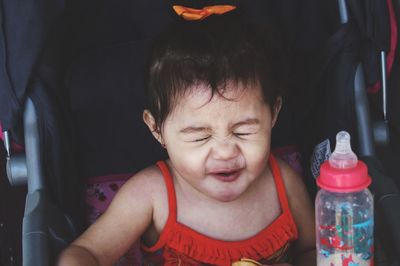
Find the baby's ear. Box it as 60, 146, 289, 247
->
143, 110, 163, 144
272, 96, 282, 127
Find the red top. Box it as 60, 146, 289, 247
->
142, 154, 298, 265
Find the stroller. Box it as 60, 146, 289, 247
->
1, 0, 400, 265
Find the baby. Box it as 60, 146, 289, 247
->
59, 9, 315, 266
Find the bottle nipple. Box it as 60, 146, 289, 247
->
329, 131, 358, 169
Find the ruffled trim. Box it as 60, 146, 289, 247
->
163, 212, 298, 266
142, 156, 299, 265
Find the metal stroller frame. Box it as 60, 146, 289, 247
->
5, 99, 78, 265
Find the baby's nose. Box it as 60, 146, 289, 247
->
211, 137, 239, 160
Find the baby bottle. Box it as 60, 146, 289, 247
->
315, 131, 374, 266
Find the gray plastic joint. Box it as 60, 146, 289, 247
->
373, 120, 390, 147
6, 154, 28, 186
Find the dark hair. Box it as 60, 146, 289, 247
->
145, 11, 287, 131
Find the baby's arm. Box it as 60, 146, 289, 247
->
57, 168, 158, 265
278, 159, 316, 266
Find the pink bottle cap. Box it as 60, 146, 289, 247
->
317, 160, 371, 192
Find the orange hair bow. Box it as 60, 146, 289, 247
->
173, 5, 236, 21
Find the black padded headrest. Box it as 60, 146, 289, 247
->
67, 40, 167, 178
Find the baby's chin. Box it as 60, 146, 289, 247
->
209, 187, 247, 203
214, 194, 239, 203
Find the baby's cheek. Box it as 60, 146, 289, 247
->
170, 147, 208, 174
245, 139, 270, 157
243, 146, 270, 170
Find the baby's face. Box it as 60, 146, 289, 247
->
161, 82, 279, 202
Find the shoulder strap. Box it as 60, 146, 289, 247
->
142, 161, 178, 252
269, 154, 290, 213
156, 161, 178, 222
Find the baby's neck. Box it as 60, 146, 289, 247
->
173, 167, 281, 241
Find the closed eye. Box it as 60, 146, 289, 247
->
234, 132, 253, 137
193, 136, 211, 142
234, 132, 252, 136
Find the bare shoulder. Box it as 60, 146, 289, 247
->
275, 157, 309, 198
118, 163, 170, 230
275, 157, 316, 254
276, 157, 304, 191
274, 157, 312, 214
67, 164, 166, 264
118, 164, 166, 201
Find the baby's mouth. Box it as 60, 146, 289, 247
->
209, 169, 242, 182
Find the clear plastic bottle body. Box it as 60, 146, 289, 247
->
316, 188, 374, 266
